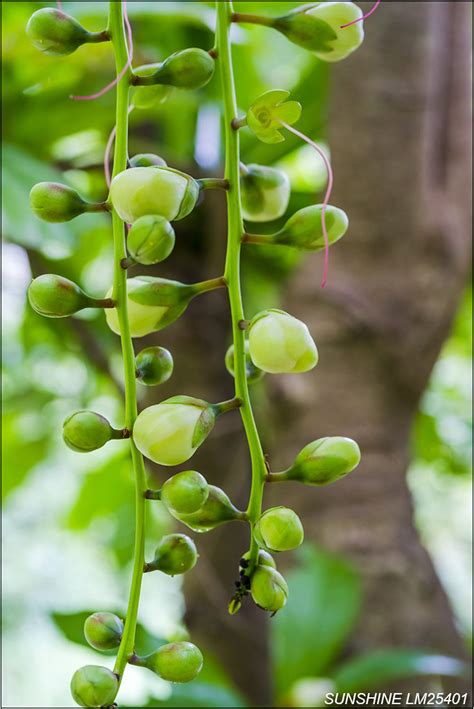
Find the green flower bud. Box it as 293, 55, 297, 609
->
26, 8, 107, 56
140, 642, 203, 683
135, 346, 174, 386
241, 549, 276, 570
272, 2, 364, 62
84, 612, 123, 651
240, 164, 290, 222
127, 215, 175, 265
129, 153, 168, 168
161, 470, 209, 514
225, 341, 265, 385
63, 410, 122, 453
110, 167, 199, 223
132, 64, 172, 109
134, 48, 215, 90
172, 485, 245, 533
70, 665, 118, 708
28, 274, 107, 318
133, 396, 216, 466
248, 309, 318, 374
146, 533, 198, 576
280, 436, 361, 485
250, 565, 288, 612
254, 506, 304, 552
30, 182, 100, 223
270, 204, 349, 251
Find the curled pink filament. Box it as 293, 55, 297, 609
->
71, 1, 133, 101
56, 1, 62, 9
341, 0, 381, 28
104, 104, 135, 187
277, 119, 334, 289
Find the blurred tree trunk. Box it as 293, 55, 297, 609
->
179, 2, 471, 704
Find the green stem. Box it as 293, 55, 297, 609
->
193, 275, 228, 295
216, 1, 267, 573
231, 12, 275, 28
242, 233, 274, 246
108, 1, 147, 684
198, 177, 230, 191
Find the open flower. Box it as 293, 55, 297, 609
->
247, 90, 301, 144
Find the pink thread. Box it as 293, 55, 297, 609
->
70, 2, 133, 101
277, 120, 333, 289
56, 1, 62, 9
104, 104, 135, 187
341, 0, 380, 28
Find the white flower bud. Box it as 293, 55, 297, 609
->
248, 309, 318, 374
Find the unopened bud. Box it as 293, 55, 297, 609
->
250, 565, 288, 612
63, 411, 121, 453
84, 612, 123, 651
28, 274, 105, 318
136, 642, 203, 683
135, 346, 174, 386
70, 665, 118, 708
272, 204, 348, 251
130, 153, 167, 168
171, 485, 245, 533
240, 164, 290, 222
27, 8, 107, 56
254, 506, 304, 552
127, 215, 175, 265
30, 182, 99, 223
134, 48, 215, 90
225, 341, 265, 385
280, 436, 361, 485
161, 470, 209, 515
146, 533, 198, 576
248, 309, 318, 374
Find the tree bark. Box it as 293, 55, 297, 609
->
178, 2, 471, 704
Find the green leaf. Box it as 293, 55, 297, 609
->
333, 650, 468, 693
271, 545, 361, 697
2, 411, 50, 500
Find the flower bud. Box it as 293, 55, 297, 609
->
70, 665, 118, 708
133, 396, 216, 466
26, 8, 104, 56
135, 346, 174, 386
140, 642, 203, 683
248, 309, 318, 374
225, 341, 265, 385
250, 566, 288, 613
241, 549, 276, 570
63, 411, 121, 453
30, 182, 94, 223
132, 64, 172, 109
105, 276, 195, 338
172, 485, 245, 533
110, 167, 199, 223
84, 612, 123, 651
240, 164, 290, 222
281, 436, 361, 485
272, 204, 349, 251
129, 153, 167, 168
254, 506, 304, 552
161, 470, 209, 514
127, 215, 175, 265
272, 2, 364, 62
28, 274, 102, 318
146, 533, 198, 576
135, 48, 215, 90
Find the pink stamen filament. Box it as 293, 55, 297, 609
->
341, 0, 381, 28
56, 1, 62, 9
70, 1, 133, 101
277, 119, 334, 289
104, 104, 135, 187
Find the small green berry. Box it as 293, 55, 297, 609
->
135, 346, 174, 386
130, 153, 167, 168
145, 642, 203, 682
63, 411, 118, 453
161, 470, 209, 514
250, 566, 288, 612
240, 164, 290, 222
127, 215, 175, 265
84, 612, 123, 651
70, 665, 118, 708
146, 533, 198, 576
27, 8, 91, 56
248, 309, 318, 374
28, 274, 94, 319
225, 341, 265, 384
254, 506, 304, 552
30, 182, 91, 223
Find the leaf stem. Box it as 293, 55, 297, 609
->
107, 1, 147, 685
216, 1, 267, 575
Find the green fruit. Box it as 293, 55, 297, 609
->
283, 436, 361, 485
254, 506, 304, 552
30, 182, 90, 222
273, 2, 364, 62
273, 204, 349, 251
70, 665, 118, 708
110, 166, 199, 223
26, 8, 92, 56
84, 612, 123, 651
225, 341, 265, 384
147, 533, 198, 575
133, 396, 215, 466
135, 48, 215, 90
240, 164, 290, 222
127, 215, 175, 265
28, 274, 94, 318
172, 485, 244, 533
130, 153, 167, 168
241, 549, 276, 569
161, 470, 209, 514
248, 309, 318, 374
63, 411, 118, 453
135, 346, 174, 386
250, 566, 288, 612
145, 642, 203, 682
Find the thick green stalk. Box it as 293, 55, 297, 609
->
216, 1, 267, 571
108, 2, 147, 682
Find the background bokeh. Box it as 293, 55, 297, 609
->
2, 2, 472, 707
